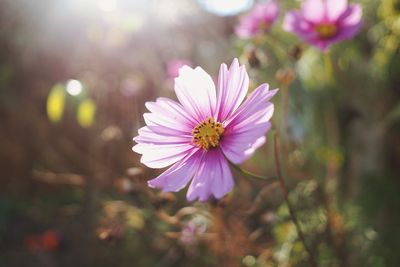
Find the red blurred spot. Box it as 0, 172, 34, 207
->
41, 230, 60, 252
23, 230, 60, 252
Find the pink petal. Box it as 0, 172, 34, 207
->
221, 85, 277, 164
221, 122, 271, 164
283, 11, 314, 38
334, 4, 363, 40
134, 126, 191, 145
147, 149, 202, 192
301, 0, 325, 23
258, 0, 280, 23
228, 103, 274, 133
174, 66, 216, 122
216, 58, 249, 122
145, 97, 198, 129
187, 149, 233, 202
235, 17, 258, 38
338, 4, 362, 26
143, 113, 191, 135
226, 84, 277, 126
326, 0, 348, 21
132, 143, 195, 169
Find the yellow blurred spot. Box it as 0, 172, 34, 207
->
77, 98, 96, 128
242, 255, 256, 266
126, 207, 144, 230
47, 83, 66, 123
315, 147, 343, 169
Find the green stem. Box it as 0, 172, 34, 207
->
274, 134, 319, 267
230, 162, 277, 182
323, 52, 334, 85
281, 84, 289, 142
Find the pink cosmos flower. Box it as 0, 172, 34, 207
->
235, 0, 280, 38
283, 0, 362, 52
132, 59, 277, 201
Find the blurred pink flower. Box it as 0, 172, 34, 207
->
235, 0, 280, 38
133, 59, 277, 201
283, 0, 362, 52
180, 217, 207, 245
167, 59, 192, 79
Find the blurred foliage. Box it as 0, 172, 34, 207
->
0, 0, 400, 266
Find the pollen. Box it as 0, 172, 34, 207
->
192, 117, 224, 151
315, 23, 337, 39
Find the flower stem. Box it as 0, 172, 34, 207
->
323, 52, 334, 85
281, 84, 289, 142
273, 134, 319, 267
230, 162, 276, 182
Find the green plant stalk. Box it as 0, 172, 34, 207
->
274, 134, 319, 267
230, 162, 277, 182
324, 52, 334, 85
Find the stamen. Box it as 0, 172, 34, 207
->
192, 117, 224, 151
315, 24, 337, 39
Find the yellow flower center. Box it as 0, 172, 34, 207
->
192, 117, 224, 151
315, 24, 337, 39
258, 21, 270, 32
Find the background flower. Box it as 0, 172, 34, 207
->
283, 0, 363, 51
235, 0, 280, 38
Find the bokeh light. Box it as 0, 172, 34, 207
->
197, 0, 253, 16
66, 79, 83, 96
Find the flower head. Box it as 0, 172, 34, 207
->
133, 59, 277, 202
283, 0, 362, 52
179, 215, 208, 245
235, 0, 280, 38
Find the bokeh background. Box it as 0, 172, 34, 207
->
1, 0, 399, 266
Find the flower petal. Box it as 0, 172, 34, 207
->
235, 16, 258, 38
147, 149, 202, 192
334, 4, 362, 40
221, 122, 271, 164
301, 0, 325, 23
226, 84, 277, 126
338, 4, 362, 26
145, 97, 198, 129
187, 149, 233, 202
143, 112, 192, 136
134, 126, 191, 145
221, 84, 277, 164
326, 0, 348, 21
174, 66, 216, 122
132, 143, 195, 169
257, 0, 280, 23
283, 11, 315, 38
216, 58, 249, 122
